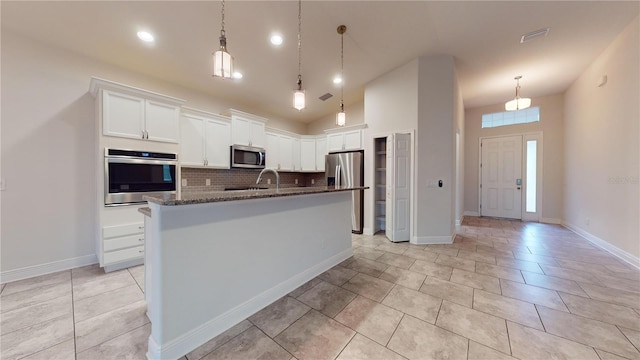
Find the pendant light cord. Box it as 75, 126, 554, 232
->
297, 0, 302, 88
220, 0, 226, 37
340, 27, 344, 111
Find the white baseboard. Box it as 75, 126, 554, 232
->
1, 254, 98, 284
463, 211, 479, 217
562, 221, 640, 270
411, 234, 454, 245
362, 227, 374, 236
146, 248, 353, 360
541, 218, 562, 225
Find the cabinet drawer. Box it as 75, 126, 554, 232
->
103, 223, 144, 239
104, 234, 144, 252
104, 245, 144, 265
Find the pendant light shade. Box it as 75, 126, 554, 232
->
336, 25, 347, 126
212, 0, 234, 79
505, 76, 531, 111
293, 0, 306, 111
293, 77, 306, 111
336, 103, 346, 126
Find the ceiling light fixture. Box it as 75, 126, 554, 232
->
336, 25, 347, 127
333, 77, 342, 85
212, 0, 234, 79
293, 0, 305, 111
270, 34, 283, 46
505, 76, 531, 111
233, 72, 243, 79
137, 31, 154, 43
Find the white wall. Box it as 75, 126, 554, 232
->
363, 60, 419, 235
464, 94, 565, 222
415, 55, 457, 242
563, 16, 639, 261
0, 30, 306, 277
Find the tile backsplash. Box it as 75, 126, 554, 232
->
181, 167, 326, 194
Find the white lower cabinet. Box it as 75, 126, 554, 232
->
102, 222, 144, 267
99, 205, 147, 271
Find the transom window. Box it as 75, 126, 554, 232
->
482, 107, 540, 129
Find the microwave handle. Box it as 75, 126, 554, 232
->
259, 152, 265, 166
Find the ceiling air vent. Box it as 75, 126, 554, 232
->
520, 28, 550, 43
318, 93, 333, 101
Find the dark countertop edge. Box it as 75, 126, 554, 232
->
144, 186, 369, 206
138, 207, 152, 217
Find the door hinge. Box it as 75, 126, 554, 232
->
480, 204, 482, 209
480, 183, 482, 188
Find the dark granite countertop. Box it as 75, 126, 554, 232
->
144, 186, 368, 206
138, 207, 152, 217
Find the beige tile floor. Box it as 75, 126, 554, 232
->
2, 217, 640, 360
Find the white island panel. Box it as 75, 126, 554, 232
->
144, 191, 354, 359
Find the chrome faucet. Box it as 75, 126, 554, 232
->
256, 168, 280, 190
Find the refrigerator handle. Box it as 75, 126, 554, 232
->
335, 165, 341, 188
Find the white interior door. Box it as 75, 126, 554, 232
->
481, 135, 523, 219
386, 133, 411, 242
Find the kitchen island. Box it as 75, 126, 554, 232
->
141, 186, 366, 360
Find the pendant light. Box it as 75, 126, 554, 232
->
212, 0, 234, 79
505, 76, 531, 111
336, 25, 347, 126
293, 0, 305, 111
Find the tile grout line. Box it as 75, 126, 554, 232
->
70, 269, 78, 360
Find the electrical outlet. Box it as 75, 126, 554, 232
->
206, 179, 211, 186
267, 178, 271, 185
181, 179, 188, 187
311, 179, 315, 185
295, 178, 299, 185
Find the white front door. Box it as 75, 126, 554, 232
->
386, 133, 411, 242
481, 135, 523, 219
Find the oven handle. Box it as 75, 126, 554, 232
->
106, 157, 177, 165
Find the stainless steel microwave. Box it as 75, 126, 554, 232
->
231, 145, 265, 169
104, 148, 177, 206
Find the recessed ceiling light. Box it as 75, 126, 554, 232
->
137, 31, 155, 43
333, 77, 342, 85
270, 34, 283, 46
233, 72, 243, 79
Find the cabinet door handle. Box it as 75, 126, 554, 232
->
138, 238, 144, 242
139, 250, 144, 254
146, 131, 149, 139
141, 130, 145, 139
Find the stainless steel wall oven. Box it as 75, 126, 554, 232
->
104, 148, 177, 206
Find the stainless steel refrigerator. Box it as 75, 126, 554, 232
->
326, 150, 364, 234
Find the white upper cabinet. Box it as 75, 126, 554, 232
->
145, 100, 181, 143
180, 109, 231, 168
265, 129, 296, 171
300, 138, 316, 171
316, 137, 327, 172
102, 91, 145, 140
224, 109, 267, 148
324, 124, 367, 152
204, 117, 231, 168
91, 78, 185, 143
300, 136, 327, 172
292, 138, 301, 172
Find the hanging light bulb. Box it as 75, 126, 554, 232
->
505, 76, 531, 111
293, 0, 305, 111
336, 25, 347, 126
212, 0, 234, 79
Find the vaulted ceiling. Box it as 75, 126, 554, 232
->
2, 1, 638, 123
